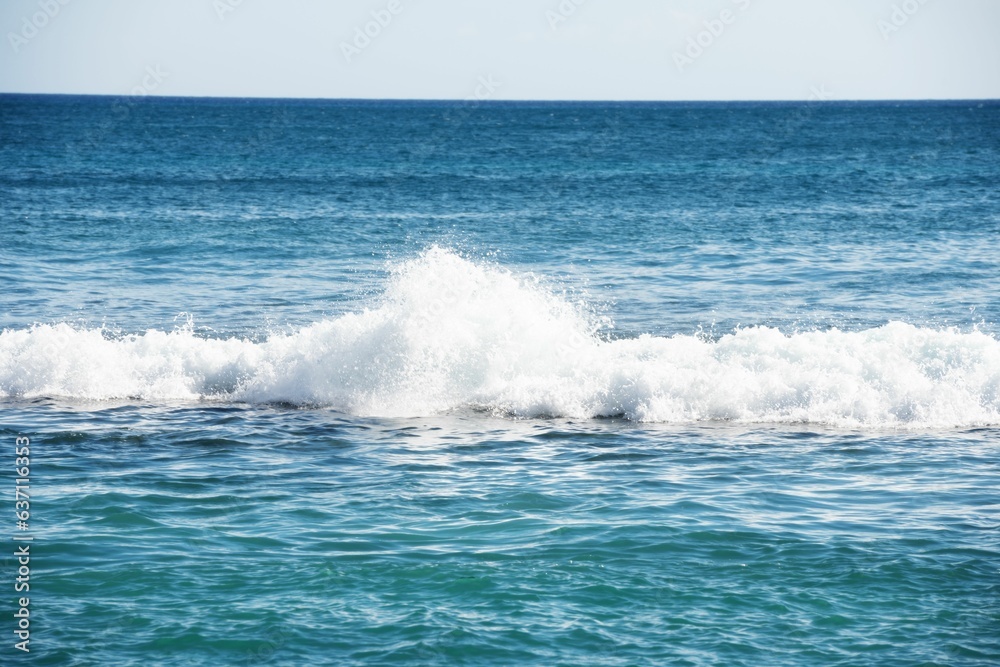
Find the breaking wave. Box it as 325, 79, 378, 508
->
2, 247, 999, 428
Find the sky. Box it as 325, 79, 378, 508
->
1, 0, 998, 101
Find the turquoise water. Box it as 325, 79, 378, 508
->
1, 96, 999, 665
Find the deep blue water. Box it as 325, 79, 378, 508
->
1, 95, 999, 665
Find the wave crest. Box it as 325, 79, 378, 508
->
2, 247, 999, 428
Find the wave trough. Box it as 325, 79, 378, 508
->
3, 247, 999, 428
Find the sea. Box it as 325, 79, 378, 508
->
1, 95, 998, 666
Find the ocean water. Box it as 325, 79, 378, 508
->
1, 95, 999, 666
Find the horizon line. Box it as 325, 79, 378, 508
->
2, 92, 999, 105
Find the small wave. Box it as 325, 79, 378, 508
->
2, 247, 999, 428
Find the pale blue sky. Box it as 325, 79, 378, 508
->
1, 0, 998, 100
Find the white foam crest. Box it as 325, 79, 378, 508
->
2, 247, 999, 429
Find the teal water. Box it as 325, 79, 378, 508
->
1, 96, 999, 665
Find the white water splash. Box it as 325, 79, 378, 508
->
3, 247, 999, 428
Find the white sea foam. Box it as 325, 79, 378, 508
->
2, 247, 999, 428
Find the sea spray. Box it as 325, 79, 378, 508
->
2, 247, 999, 428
